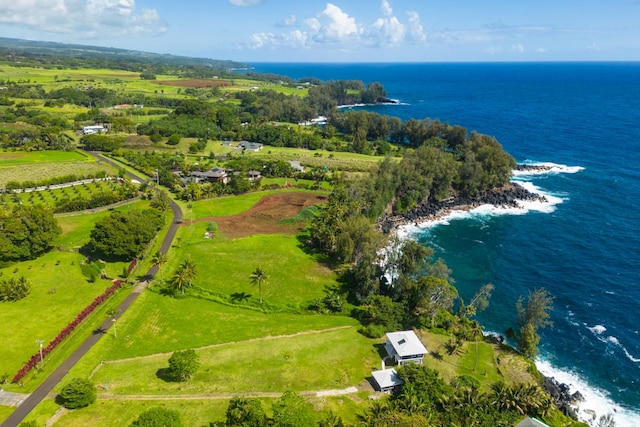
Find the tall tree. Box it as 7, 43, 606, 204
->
151, 251, 168, 280
470, 320, 483, 372
515, 288, 554, 359
170, 258, 197, 295
250, 267, 268, 303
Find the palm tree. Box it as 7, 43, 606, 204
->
470, 320, 483, 372
171, 258, 197, 295
250, 267, 268, 303
151, 251, 168, 280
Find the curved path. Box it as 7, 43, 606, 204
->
1, 152, 183, 427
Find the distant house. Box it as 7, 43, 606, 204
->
287, 161, 305, 172
238, 141, 263, 152
82, 125, 105, 135
113, 104, 130, 109
384, 330, 428, 365
515, 417, 551, 427
247, 170, 262, 181
371, 368, 403, 393
190, 167, 229, 184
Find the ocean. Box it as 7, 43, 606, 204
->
246, 62, 640, 425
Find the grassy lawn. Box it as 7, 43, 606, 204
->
0, 202, 155, 389
171, 228, 335, 307
44, 399, 229, 427
0, 407, 14, 423
68, 291, 359, 364
0, 150, 89, 165
91, 326, 376, 395
417, 330, 537, 391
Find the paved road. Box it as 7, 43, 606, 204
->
1, 154, 182, 427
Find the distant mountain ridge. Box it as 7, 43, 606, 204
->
0, 36, 247, 72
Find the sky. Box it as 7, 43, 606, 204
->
0, 0, 638, 63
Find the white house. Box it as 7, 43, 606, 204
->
371, 368, 403, 393
384, 330, 428, 365
82, 125, 105, 135
515, 417, 551, 427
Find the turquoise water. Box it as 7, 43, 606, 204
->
249, 62, 640, 424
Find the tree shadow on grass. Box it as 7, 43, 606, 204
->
156, 368, 177, 383
230, 292, 252, 303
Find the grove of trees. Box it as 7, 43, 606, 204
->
88, 208, 164, 260
0, 205, 61, 262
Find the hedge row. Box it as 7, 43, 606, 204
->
12, 279, 124, 383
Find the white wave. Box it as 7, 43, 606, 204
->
604, 336, 640, 364
397, 184, 562, 237
513, 161, 586, 176
588, 325, 607, 335
536, 359, 640, 426
623, 347, 640, 363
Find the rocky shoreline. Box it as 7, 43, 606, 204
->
543, 375, 584, 420
378, 183, 547, 233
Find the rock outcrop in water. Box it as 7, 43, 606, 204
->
378, 183, 547, 233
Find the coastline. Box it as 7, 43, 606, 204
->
378, 182, 547, 234
379, 164, 638, 426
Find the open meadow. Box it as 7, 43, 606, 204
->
0, 201, 152, 391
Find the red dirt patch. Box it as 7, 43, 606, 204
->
187, 192, 327, 239
155, 79, 232, 88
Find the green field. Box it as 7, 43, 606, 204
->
0, 202, 150, 389
171, 228, 335, 307
0, 150, 114, 187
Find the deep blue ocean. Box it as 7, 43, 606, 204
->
247, 62, 640, 425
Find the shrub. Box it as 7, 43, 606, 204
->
167, 349, 200, 382
166, 134, 181, 145
0, 277, 31, 302
58, 378, 96, 409
358, 324, 386, 339
129, 407, 183, 427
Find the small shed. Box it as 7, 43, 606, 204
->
515, 417, 551, 427
384, 330, 428, 365
371, 368, 403, 393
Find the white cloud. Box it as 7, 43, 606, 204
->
282, 30, 308, 48
318, 3, 361, 42
370, 16, 405, 46
381, 0, 393, 17
250, 32, 276, 49
512, 43, 525, 53
229, 0, 261, 7
278, 14, 297, 27
248, 1, 427, 51
407, 11, 426, 43
0, 0, 166, 38
536, 47, 547, 53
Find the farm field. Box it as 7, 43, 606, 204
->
0, 150, 114, 187
2, 179, 132, 209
